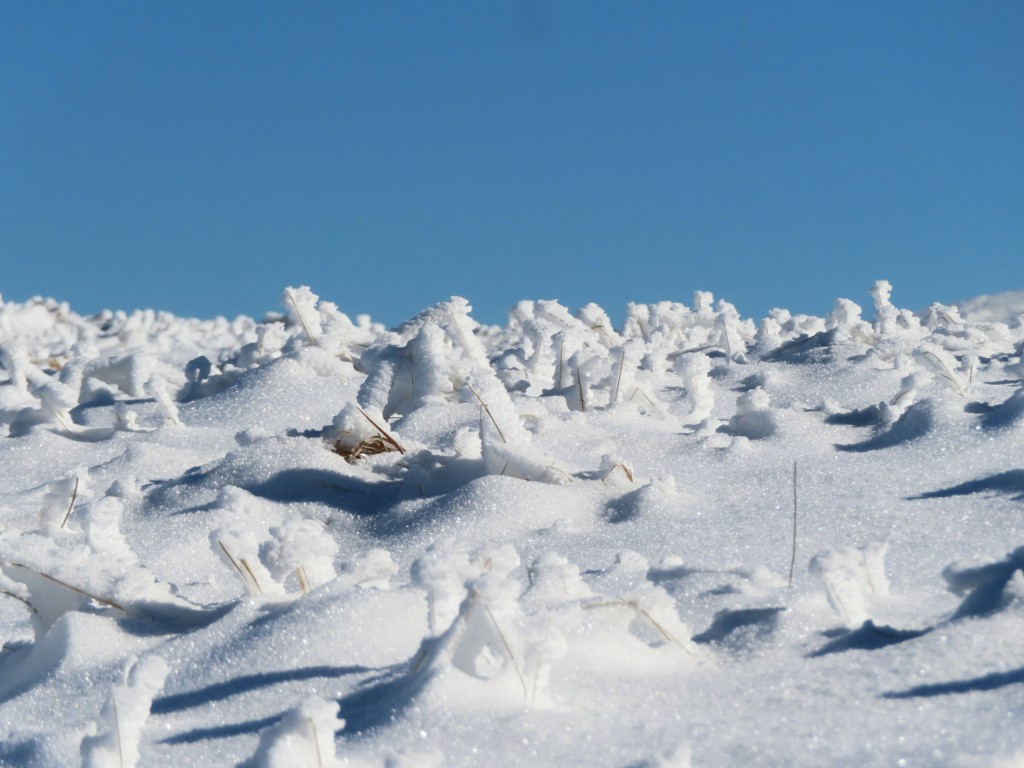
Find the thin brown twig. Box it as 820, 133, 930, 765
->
239, 558, 263, 595
628, 387, 662, 416
922, 351, 967, 396
613, 347, 626, 403
590, 323, 614, 344
4, 563, 133, 616
309, 717, 324, 767
478, 597, 528, 698
788, 461, 798, 588
114, 693, 125, 768
217, 540, 247, 583
602, 463, 634, 484
465, 384, 507, 444
583, 599, 696, 656
354, 406, 406, 454
544, 465, 574, 483
0, 589, 39, 616
557, 339, 564, 389
60, 476, 79, 529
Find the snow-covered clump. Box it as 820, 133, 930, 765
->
80, 655, 169, 768
810, 543, 890, 627
248, 697, 344, 768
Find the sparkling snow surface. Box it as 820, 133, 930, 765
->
0, 284, 1022, 767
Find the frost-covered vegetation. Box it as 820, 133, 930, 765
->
1, 283, 1023, 766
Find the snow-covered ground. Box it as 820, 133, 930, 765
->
0, 283, 1022, 767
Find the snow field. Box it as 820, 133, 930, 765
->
0, 283, 1022, 766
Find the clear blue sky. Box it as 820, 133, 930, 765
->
2, 2, 1022, 327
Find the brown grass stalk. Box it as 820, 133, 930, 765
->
602, 463, 634, 483
239, 558, 263, 595
922, 351, 967, 396
59, 476, 79, 529
354, 406, 406, 454
4, 563, 133, 616
788, 460, 797, 588
584, 599, 695, 656
113, 693, 125, 768
475, 594, 528, 699
465, 383, 507, 445
613, 347, 626, 403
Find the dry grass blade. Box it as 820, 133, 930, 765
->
628, 387, 663, 417
218, 541, 265, 595
4, 562, 134, 616
410, 646, 430, 674
557, 339, 565, 389
239, 558, 263, 595
285, 287, 316, 344
296, 565, 310, 595
922, 351, 967, 396
355, 406, 406, 454
0, 588, 39, 617
217, 539, 247, 583
308, 717, 324, 767
721, 324, 733, 361
539, 307, 567, 327
544, 465, 575, 483
408, 348, 416, 399
465, 383, 507, 445
476, 594, 528, 699
333, 434, 398, 463
823, 575, 853, 626
602, 463, 634, 483
613, 347, 626, 403
590, 323, 614, 344
584, 599, 696, 656
576, 368, 587, 412
788, 460, 798, 588
532, 618, 552, 704
113, 693, 125, 768
50, 407, 75, 434
59, 475, 79, 529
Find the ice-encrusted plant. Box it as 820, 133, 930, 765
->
809, 543, 890, 627
410, 543, 568, 703
80, 655, 169, 768
260, 518, 339, 594
0, 495, 196, 637
249, 696, 344, 768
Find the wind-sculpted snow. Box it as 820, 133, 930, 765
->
1, 283, 1023, 766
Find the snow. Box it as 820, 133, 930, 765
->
0, 283, 1023, 766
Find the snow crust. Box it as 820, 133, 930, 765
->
1, 284, 1023, 766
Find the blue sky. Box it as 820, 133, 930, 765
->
2, 2, 1022, 327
